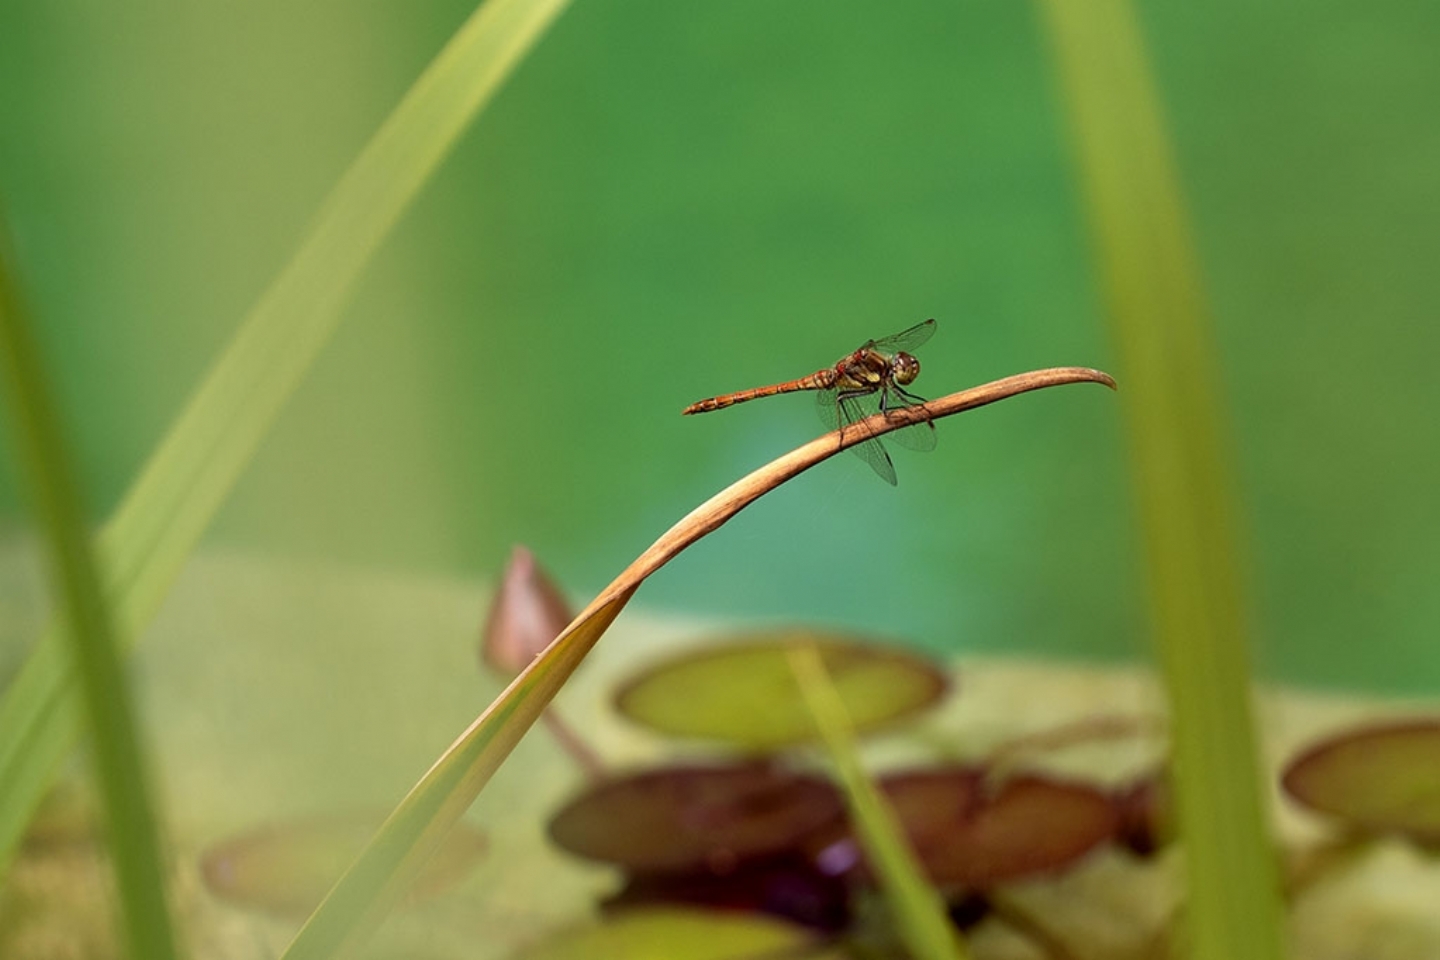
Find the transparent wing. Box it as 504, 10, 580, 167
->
886, 417, 937, 452
868, 318, 936, 354
817, 389, 897, 485
814, 386, 844, 431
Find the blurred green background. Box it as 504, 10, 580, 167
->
0, 0, 1437, 690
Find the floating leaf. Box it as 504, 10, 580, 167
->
548, 762, 843, 874
481, 545, 574, 677
511, 907, 841, 960
614, 631, 949, 748
201, 813, 486, 917
820, 767, 1116, 889
1281, 718, 1440, 844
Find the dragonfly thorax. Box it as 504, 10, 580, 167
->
838, 349, 888, 388
892, 352, 920, 386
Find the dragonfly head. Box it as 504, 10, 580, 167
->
892, 352, 921, 386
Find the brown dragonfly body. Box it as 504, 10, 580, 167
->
683, 319, 937, 484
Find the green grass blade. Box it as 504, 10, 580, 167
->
787, 642, 966, 960
281, 588, 637, 960
0, 0, 573, 874
1035, 1, 1286, 957
0, 228, 180, 959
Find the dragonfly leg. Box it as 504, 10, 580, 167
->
886, 384, 930, 412
832, 386, 879, 441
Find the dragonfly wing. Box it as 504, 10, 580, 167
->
815, 387, 842, 430
869, 318, 936, 354
836, 392, 897, 485
886, 418, 937, 453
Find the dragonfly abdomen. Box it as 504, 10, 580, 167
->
682, 369, 835, 415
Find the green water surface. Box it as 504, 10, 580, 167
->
0, 0, 1437, 691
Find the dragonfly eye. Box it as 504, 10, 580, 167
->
893, 353, 920, 385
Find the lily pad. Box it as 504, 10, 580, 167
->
511, 907, 843, 960
547, 762, 844, 874
819, 767, 1117, 889
614, 630, 949, 748
200, 811, 487, 917
1281, 718, 1440, 843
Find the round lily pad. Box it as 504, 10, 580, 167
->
200, 812, 486, 916
548, 762, 844, 874
614, 630, 949, 748
1281, 718, 1440, 843
822, 767, 1116, 889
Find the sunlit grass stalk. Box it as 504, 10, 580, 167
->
1035, 1, 1286, 957
788, 642, 967, 960
0, 0, 574, 874
0, 228, 180, 958
282, 368, 1110, 960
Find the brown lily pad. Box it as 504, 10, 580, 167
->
1281, 718, 1440, 844
614, 630, 949, 748
200, 811, 487, 917
548, 762, 845, 875
819, 767, 1117, 890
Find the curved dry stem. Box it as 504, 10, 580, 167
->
609, 365, 1115, 612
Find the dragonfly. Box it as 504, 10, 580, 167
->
682, 319, 937, 485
